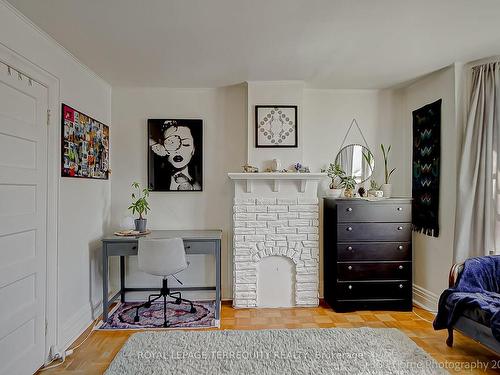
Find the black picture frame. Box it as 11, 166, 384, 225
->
147, 119, 203, 192
255, 105, 298, 148
61, 103, 109, 179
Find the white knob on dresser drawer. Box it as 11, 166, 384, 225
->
347, 227, 353, 231
397, 226, 403, 230
346, 207, 353, 212
347, 246, 353, 251
398, 245, 404, 250
399, 284, 404, 288
348, 285, 353, 290
397, 207, 403, 211
348, 265, 353, 270
398, 265, 404, 270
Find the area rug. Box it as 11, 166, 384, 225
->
99, 300, 216, 329
105, 328, 447, 374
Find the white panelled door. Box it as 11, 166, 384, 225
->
0, 64, 48, 374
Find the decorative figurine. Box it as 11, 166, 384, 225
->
242, 163, 259, 173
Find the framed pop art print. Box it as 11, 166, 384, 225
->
255, 105, 298, 148
61, 104, 109, 179
148, 119, 203, 191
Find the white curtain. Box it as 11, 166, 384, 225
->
454, 62, 500, 261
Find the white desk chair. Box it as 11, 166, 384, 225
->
135, 237, 196, 327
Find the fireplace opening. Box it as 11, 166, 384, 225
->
257, 256, 295, 307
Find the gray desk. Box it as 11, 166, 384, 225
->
101, 230, 222, 321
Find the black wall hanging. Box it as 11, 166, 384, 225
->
412, 99, 441, 237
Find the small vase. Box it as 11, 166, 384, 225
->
326, 188, 343, 198
344, 188, 354, 198
134, 218, 147, 232
381, 184, 392, 198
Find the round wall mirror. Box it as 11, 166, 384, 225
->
335, 144, 375, 183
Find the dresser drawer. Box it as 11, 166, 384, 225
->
337, 202, 411, 223
337, 242, 411, 261
336, 281, 411, 300
106, 242, 138, 256
337, 223, 411, 242
337, 261, 411, 281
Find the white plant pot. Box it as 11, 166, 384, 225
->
326, 188, 343, 198
381, 184, 392, 198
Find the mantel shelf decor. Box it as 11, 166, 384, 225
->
228, 172, 326, 193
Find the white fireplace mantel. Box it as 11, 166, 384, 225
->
228, 172, 326, 193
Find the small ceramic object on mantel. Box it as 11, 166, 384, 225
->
271, 158, 281, 172
242, 163, 259, 173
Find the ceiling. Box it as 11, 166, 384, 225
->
7, 0, 500, 88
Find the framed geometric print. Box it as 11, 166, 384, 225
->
61, 103, 109, 179
255, 105, 298, 148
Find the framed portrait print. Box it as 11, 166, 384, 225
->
61, 103, 109, 179
255, 105, 298, 148
148, 119, 203, 191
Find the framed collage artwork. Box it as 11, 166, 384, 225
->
61, 103, 109, 179
255, 105, 298, 148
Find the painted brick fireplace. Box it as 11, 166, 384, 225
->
228, 173, 324, 308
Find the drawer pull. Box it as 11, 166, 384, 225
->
398, 265, 404, 270
347, 246, 353, 251
132, 246, 137, 250
397, 226, 403, 230
397, 207, 403, 211
346, 207, 353, 212
398, 245, 404, 250
185, 246, 191, 249
399, 284, 404, 288
346, 227, 353, 232
348, 285, 353, 290
348, 265, 353, 270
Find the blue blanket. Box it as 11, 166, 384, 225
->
433, 256, 500, 341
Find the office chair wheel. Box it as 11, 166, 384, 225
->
144, 302, 151, 308
134, 315, 140, 322
175, 298, 181, 305
190, 306, 196, 313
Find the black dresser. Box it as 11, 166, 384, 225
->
324, 198, 412, 311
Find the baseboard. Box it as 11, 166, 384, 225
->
412, 284, 439, 312
59, 290, 117, 351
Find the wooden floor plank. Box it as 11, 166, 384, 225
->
37, 303, 499, 374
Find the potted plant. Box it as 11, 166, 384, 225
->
324, 163, 345, 198
380, 144, 396, 198
128, 182, 151, 232
340, 175, 357, 198
368, 179, 383, 198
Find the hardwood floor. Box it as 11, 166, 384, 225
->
38, 303, 499, 374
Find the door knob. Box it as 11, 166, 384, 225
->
347, 227, 353, 231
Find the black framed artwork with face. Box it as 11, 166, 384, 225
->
148, 119, 203, 191
255, 105, 298, 148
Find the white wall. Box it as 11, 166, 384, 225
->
111, 86, 247, 300
0, 1, 112, 351
398, 65, 459, 309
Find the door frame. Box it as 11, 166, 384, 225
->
0, 41, 60, 363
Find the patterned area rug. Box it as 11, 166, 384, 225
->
105, 328, 447, 374
100, 300, 216, 329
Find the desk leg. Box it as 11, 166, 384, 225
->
215, 240, 221, 320
102, 243, 109, 322
120, 256, 125, 302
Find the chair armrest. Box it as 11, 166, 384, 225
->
449, 262, 465, 288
